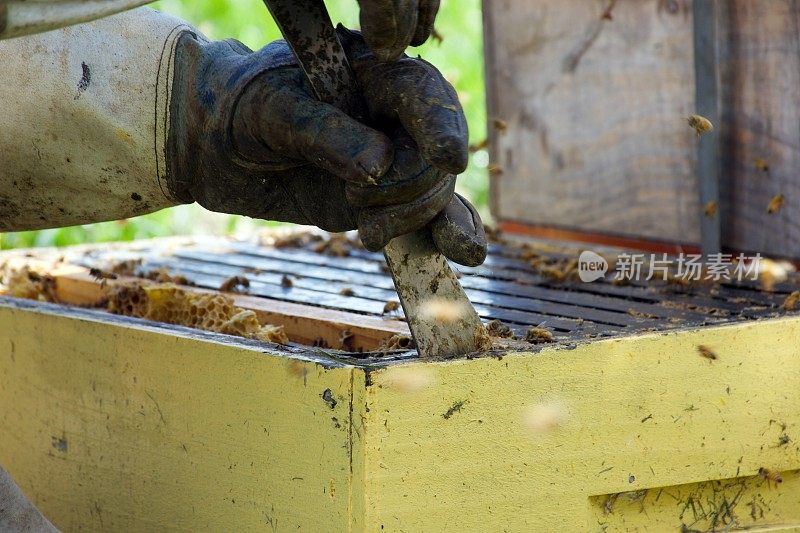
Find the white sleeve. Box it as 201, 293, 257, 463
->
0, 7, 196, 231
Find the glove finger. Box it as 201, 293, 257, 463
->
260, 84, 393, 185
357, 0, 418, 62
360, 59, 468, 175
410, 0, 440, 46
430, 193, 487, 267
358, 175, 455, 251
346, 128, 443, 208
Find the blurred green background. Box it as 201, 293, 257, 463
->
0, 0, 489, 249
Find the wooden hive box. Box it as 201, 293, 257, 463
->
1, 233, 800, 531
484, 0, 800, 257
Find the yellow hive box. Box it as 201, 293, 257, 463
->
1, 295, 799, 531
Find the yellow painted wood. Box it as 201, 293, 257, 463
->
363, 317, 800, 531
2, 298, 800, 531
0, 302, 358, 532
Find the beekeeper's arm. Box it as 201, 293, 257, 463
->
1, 6, 487, 265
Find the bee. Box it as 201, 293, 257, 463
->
339, 287, 355, 297
492, 118, 508, 132
287, 360, 309, 385
486, 319, 515, 339
89, 267, 117, 288
781, 291, 800, 311
767, 194, 784, 214
697, 345, 717, 361
382, 300, 400, 315
487, 164, 504, 176
280, 275, 293, 289
430, 26, 444, 44
703, 201, 718, 218
758, 467, 783, 487
687, 114, 713, 136
419, 298, 468, 324
219, 275, 249, 292
469, 138, 489, 153
525, 326, 554, 344
754, 158, 770, 172
601, 0, 618, 20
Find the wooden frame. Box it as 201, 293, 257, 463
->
2, 296, 799, 530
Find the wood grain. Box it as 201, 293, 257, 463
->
486, 0, 699, 243
486, 0, 800, 257
717, 0, 800, 256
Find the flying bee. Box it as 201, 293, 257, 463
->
758, 467, 783, 487
703, 201, 718, 218
687, 114, 713, 136
280, 275, 293, 289
430, 26, 444, 44
469, 138, 489, 153
89, 267, 117, 288
492, 118, 508, 132
754, 158, 770, 172
601, 0, 618, 20
767, 194, 784, 214
382, 300, 400, 315
487, 164, 504, 176
697, 345, 717, 361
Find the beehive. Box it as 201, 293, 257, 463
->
1, 232, 799, 531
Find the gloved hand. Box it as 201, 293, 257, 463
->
356, 0, 440, 61
167, 27, 486, 266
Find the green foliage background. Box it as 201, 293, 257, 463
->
0, 0, 489, 249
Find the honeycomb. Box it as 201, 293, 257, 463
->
107, 283, 289, 344
0, 265, 58, 302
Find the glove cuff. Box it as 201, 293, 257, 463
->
166, 34, 297, 206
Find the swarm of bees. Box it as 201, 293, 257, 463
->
687, 114, 714, 136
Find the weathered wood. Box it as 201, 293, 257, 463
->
485, 0, 800, 258
717, 0, 800, 256
4, 298, 799, 530
485, 0, 699, 243
19, 261, 410, 352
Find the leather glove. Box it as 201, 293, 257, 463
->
166, 27, 486, 267
356, 0, 441, 61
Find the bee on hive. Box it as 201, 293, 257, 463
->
758, 467, 783, 487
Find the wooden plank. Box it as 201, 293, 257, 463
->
693, 0, 722, 255
361, 316, 800, 530
0, 299, 361, 531
15, 260, 410, 352
716, 0, 800, 256
485, 0, 699, 243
